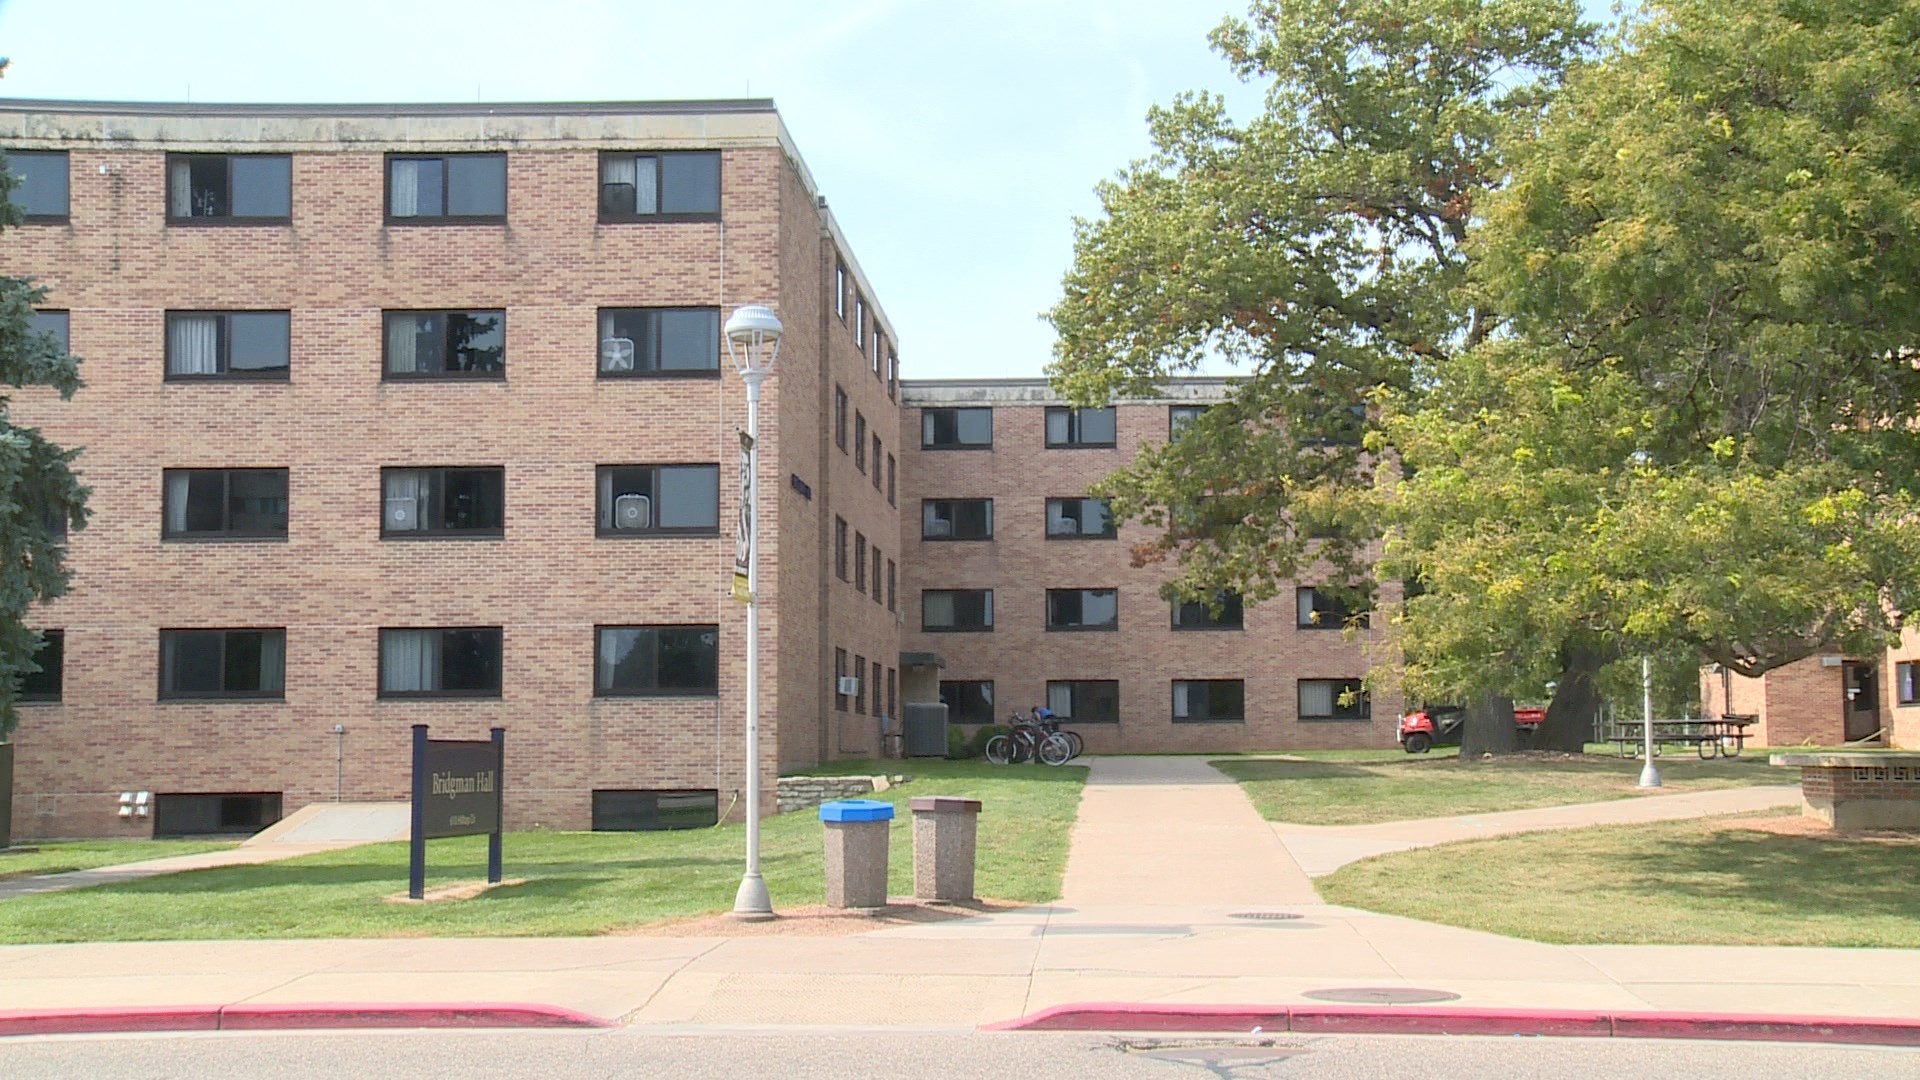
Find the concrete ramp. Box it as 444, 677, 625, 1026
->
244, 802, 411, 847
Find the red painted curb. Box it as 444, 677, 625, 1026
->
0, 1006, 221, 1038
989, 1003, 1920, 1047
0, 1002, 614, 1038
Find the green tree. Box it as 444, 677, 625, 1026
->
0, 154, 87, 741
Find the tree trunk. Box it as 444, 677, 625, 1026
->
1458, 693, 1517, 758
1537, 642, 1611, 753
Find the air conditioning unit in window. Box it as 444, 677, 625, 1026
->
613, 493, 652, 530
385, 496, 419, 531
924, 519, 952, 538
837, 675, 860, 696
600, 337, 636, 373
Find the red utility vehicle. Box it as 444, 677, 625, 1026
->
1397, 704, 1546, 754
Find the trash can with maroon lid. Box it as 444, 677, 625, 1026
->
909, 796, 981, 902
820, 799, 894, 909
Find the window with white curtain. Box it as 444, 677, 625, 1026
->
381, 467, 504, 536
1045, 497, 1114, 539
165, 312, 291, 379
1046, 406, 1117, 448
1173, 680, 1245, 723
160, 629, 286, 698
595, 464, 719, 534
599, 151, 718, 219
163, 469, 289, 538
387, 154, 504, 219
1298, 678, 1369, 721
1297, 586, 1368, 630
379, 628, 502, 697
166, 154, 291, 220
922, 590, 992, 632
383, 311, 505, 377
1046, 589, 1118, 631
1047, 680, 1119, 723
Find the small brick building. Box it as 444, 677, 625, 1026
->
1701, 628, 1920, 750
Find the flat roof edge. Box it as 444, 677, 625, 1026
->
0, 98, 779, 119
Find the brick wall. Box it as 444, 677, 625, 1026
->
897, 387, 1401, 752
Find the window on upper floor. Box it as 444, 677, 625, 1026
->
1173, 679, 1245, 723
872, 329, 883, 376
835, 386, 849, 452
835, 262, 847, 322
940, 680, 994, 725
166, 311, 290, 380
1047, 588, 1118, 632
28, 310, 68, 353
1047, 679, 1118, 723
870, 545, 883, 606
922, 407, 991, 449
167, 153, 291, 221
1045, 497, 1115, 540
1046, 406, 1117, 448
922, 499, 991, 541
871, 434, 882, 490
379, 627, 502, 698
598, 308, 720, 376
595, 625, 719, 697
599, 151, 720, 220
19, 630, 62, 703
855, 412, 868, 473
886, 559, 896, 612
855, 532, 868, 593
835, 517, 849, 581
6, 150, 68, 220
1299, 678, 1370, 721
1297, 585, 1369, 630
387, 153, 506, 220
160, 628, 285, 700
1170, 404, 1209, 439
382, 467, 505, 537
885, 454, 896, 506
596, 464, 720, 535
923, 589, 993, 633
163, 468, 289, 540
888, 349, 898, 401
1172, 590, 1245, 631
384, 310, 504, 378
854, 296, 866, 347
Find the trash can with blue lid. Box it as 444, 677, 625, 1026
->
820, 799, 894, 909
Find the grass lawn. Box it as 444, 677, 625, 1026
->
1215, 749, 1784, 826
1319, 812, 1920, 947
0, 840, 239, 882
0, 760, 1084, 944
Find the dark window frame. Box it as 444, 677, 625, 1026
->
887, 349, 898, 402
854, 653, 868, 714
922, 498, 993, 541
871, 434, 883, 491
164, 310, 292, 382
872, 659, 884, 716
1045, 405, 1118, 449
870, 545, 884, 607
381, 309, 507, 380
158, 627, 286, 701
886, 453, 896, 506
7, 149, 69, 222
384, 152, 507, 223
376, 626, 504, 700
593, 624, 720, 698
1173, 679, 1246, 724
28, 309, 69, 354
380, 466, 506, 539
835, 517, 849, 581
835, 647, 850, 712
855, 412, 868, 473
1047, 679, 1120, 724
595, 306, 722, 379
1045, 496, 1116, 540
1170, 404, 1209, 439
855, 532, 868, 594
854, 296, 867, 347
921, 407, 993, 450
1297, 585, 1369, 630
886, 558, 897, 613
595, 463, 722, 537
1298, 677, 1372, 722
162, 468, 290, 541
1172, 591, 1246, 631
922, 589, 994, 633
835, 262, 848, 322
18, 629, 63, 703
939, 679, 996, 725
592, 788, 720, 831
164, 152, 293, 224
1897, 661, 1919, 706
597, 150, 722, 223
835, 386, 849, 451
1046, 588, 1120, 632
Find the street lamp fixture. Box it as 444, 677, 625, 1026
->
724, 304, 782, 920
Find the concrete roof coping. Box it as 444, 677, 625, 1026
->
901, 375, 1238, 406
0, 97, 778, 118
1769, 752, 1920, 767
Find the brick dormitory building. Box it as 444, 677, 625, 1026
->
4, 97, 1395, 841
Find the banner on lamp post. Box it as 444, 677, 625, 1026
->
734, 429, 754, 604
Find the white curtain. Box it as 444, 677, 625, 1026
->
1047, 502, 1075, 535
1300, 681, 1334, 718
165, 472, 192, 534
169, 160, 193, 217
169, 315, 219, 375
1046, 410, 1071, 445
924, 592, 955, 628
386, 315, 418, 374
259, 632, 285, 693
1047, 683, 1073, 718
384, 471, 424, 531
603, 154, 638, 208
624, 156, 659, 214
391, 160, 420, 217
381, 630, 440, 692
1173, 683, 1191, 720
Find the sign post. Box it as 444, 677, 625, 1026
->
408, 723, 506, 900
733, 429, 754, 604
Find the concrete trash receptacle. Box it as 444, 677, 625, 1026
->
820, 799, 894, 909
909, 796, 981, 902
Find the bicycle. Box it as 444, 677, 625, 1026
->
984, 707, 1079, 766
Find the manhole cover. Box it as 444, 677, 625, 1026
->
1302, 987, 1461, 1004
1229, 911, 1304, 921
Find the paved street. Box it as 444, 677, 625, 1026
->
2, 1029, 1917, 1080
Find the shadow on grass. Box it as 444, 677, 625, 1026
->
1603, 829, 1920, 923
1214, 760, 1380, 781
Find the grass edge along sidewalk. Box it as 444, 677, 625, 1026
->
1318, 810, 1920, 948
0, 840, 239, 882
0, 760, 1085, 944
1213, 749, 1782, 827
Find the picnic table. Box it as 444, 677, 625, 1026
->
1605, 714, 1756, 760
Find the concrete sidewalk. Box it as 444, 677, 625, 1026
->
1273, 784, 1803, 876
1, 757, 1912, 1035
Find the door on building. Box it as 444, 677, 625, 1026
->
1842, 662, 1882, 742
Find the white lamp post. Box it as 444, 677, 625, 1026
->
725, 304, 782, 920
1639, 655, 1661, 788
